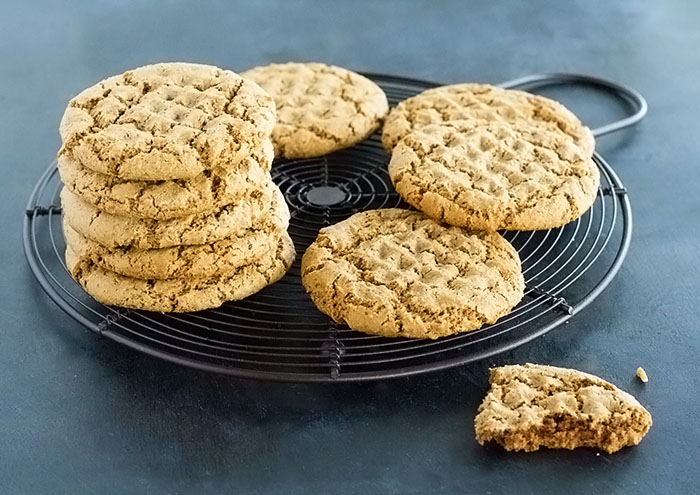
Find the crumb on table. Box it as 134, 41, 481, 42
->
637, 367, 649, 383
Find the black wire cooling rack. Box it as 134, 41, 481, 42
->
24, 72, 647, 382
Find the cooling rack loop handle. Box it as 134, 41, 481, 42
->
496, 73, 648, 138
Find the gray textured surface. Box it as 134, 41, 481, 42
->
2, 0, 699, 493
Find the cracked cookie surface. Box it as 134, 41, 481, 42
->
62, 192, 290, 279
301, 209, 524, 339
474, 363, 653, 453
65, 233, 296, 313
241, 62, 388, 158
388, 120, 600, 231
58, 140, 273, 220
61, 183, 288, 249
59, 62, 276, 181
382, 83, 594, 156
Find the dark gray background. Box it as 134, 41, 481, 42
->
2, 1, 698, 493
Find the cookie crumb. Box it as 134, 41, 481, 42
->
637, 367, 649, 383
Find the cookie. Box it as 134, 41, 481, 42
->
61, 183, 289, 249
241, 62, 388, 158
301, 209, 524, 339
63, 197, 289, 279
65, 232, 296, 313
58, 140, 273, 220
388, 120, 600, 231
474, 363, 653, 453
59, 62, 276, 181
382, 83, 594, 156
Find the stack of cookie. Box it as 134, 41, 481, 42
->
58, 63, 295, 313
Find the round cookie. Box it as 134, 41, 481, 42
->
58, 140, 273, 220
382, 83, 594, 156
61, 183, 289, 249
241, 62, 389, 159
59, 62, 276, 181
301, 209, 524, 339
388, 120, 600, 231
63, 207, 290, 279
65, 233, 296, 313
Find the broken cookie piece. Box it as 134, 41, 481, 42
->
474, 363, 652, 453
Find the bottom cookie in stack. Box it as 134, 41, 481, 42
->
62, 184, 295, 313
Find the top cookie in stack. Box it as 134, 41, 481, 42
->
59, 62, 277, 181
58, 63, 295, 313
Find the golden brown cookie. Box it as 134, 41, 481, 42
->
65, 232, 296, 313
241, 62, 388, 158
382, 83, 594, 156
62, 204, 289, 279
58, 140, 273, 220
60, 183, 288, 249
59, 62, 276, 181
301, 209, 524, 339
474, 363, 653, 453
388, 120, 600, 231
